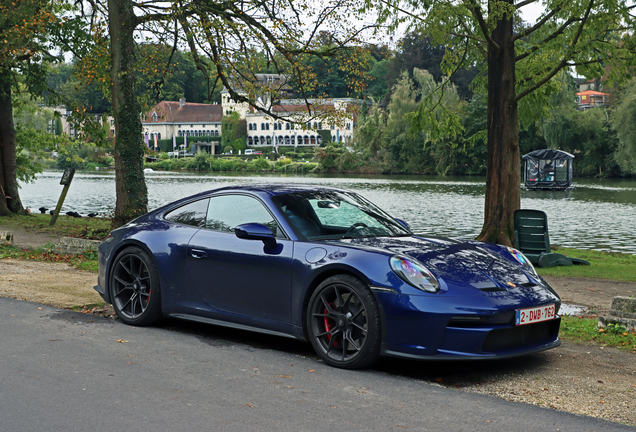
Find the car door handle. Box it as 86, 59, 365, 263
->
191, 249, 208, 258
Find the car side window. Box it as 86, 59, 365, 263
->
206, 195, 281, 236
164, 198, 209, 227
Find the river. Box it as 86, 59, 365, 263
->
19, 170, 636, 254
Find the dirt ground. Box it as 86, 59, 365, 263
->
1, 225, 635, 426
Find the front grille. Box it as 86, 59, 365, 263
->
481, 318, 560, 352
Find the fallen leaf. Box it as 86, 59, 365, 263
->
309, 369, 315, 372
598, 380, 604, 383
38, 307, 42, 310
244, 403, 253, 408
276, 375, 291, 378
117, 339, 128, 343
435, 378, 444, 383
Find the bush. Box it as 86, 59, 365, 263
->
252, 157, 271, 171
56, 153, 85, 170
188, 153, 211, 171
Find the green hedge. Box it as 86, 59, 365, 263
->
144, 154, 318, 173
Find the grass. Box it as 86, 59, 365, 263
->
536, 247, 636, 282
0, 242, 99, 273
0, 213, 106, 273
0, 213, 112, 239
560, 316, 636, 353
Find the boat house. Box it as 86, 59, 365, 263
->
522, 149, 574, 190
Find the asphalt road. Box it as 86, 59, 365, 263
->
1, 297, 633, 432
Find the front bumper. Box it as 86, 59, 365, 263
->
376, 292, 561, 360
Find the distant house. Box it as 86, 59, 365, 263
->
244, 98, 361, 148
575, 77, 612, 110
141, 98, 223, 142
140, 74, 362, 151
575, 90, 610, 110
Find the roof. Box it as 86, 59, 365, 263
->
522, 149, 574, 161
576, 90, 609, 96
142, 101, 222, 124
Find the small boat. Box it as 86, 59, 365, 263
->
522, 149, 574, 191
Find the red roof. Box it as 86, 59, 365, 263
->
142, 101, 222, 123
576, 90, 609, 96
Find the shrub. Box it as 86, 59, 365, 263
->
252, 157, 271, 171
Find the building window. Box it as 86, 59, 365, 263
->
152, 113, 158, 122
249, 124, 252, 130
285, 122, 290, 130
346, 123, 351, 130
158, 133, 161, 139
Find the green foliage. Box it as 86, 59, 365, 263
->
221, 112, 246, 150
252, 157, 271, 171
611, 77, 636, 175
189, 153, 211, 171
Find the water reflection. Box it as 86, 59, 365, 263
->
19, 171, 636, 254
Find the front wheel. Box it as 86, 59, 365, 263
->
109, 246, 162, 326
306, 275, 382, 369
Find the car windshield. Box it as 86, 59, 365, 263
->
272, 191, 411, 240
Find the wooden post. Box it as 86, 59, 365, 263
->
49, 168, 75, 226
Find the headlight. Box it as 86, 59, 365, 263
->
390, 256, 440, 293
507, 247, 538, 277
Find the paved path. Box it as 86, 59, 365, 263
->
1, 297, 633, 432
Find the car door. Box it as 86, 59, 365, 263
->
187, 194, 293, 323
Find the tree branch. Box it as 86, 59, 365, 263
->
513, 0, 568, 42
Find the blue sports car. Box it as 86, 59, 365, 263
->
94, 184, 561, 369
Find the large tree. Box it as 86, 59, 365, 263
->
370, 0, 636, 246
0, 0, 59, 215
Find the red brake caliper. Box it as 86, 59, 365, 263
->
324, 304, 339, 347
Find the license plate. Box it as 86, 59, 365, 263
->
515, 304, 556, 326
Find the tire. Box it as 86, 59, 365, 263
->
109, 246, 162, 326
306, 274, 382, 369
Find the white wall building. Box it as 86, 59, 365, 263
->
141, 98, 223, 142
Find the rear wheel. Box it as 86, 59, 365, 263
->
109, 246, 162, 326
306, 275, 381, 369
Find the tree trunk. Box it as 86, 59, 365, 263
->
0, 68, 24, 216
108, 0, 147, 227
477, 1, 520, 247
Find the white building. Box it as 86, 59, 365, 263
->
141, 98, 223, 141
242, 99, 357, 148
220, 74, 361, 148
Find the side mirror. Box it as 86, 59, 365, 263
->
395, 218, 410, 230
235, 223, 277, 249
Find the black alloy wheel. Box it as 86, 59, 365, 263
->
307, 275, 381, 369
109, 246, 162, 326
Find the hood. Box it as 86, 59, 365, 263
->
327, 236, 536, 292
